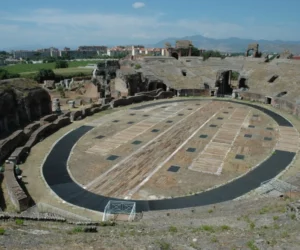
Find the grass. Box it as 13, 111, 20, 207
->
1, 60, 99, 75
168, 226, 178, 233
0, 228, 5, 235
192, 225, 215, 233
246, 240, 259, 250
220, 225, 230, 231
71, 227, 84, 233
156, 240, 171, 250
15, 219, 24, 226
259, 207, 270, 214
273, 216, 279, 221
211, 235, 218, 243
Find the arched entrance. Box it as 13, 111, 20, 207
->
157, 83, 167, 91
171, 52, 179, 60
238, 78, 248, 89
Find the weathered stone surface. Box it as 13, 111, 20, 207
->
40, 114, 58, 125
0, 78, 51, 136
8, 146, 30, 164
0, 130, 27, 164
25, 123, 55, 148
70, 110, 83, 122
43, 80, 55, 89
4, 162, 30, 212
23, 121, 40, 137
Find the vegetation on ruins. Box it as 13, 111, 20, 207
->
34, 69, 56, 83
134, 64, 142, 69
231, 71, 240, 81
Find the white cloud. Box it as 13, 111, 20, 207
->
132, 2, 145, 9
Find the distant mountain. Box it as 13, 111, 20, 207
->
154, 35, 300, 54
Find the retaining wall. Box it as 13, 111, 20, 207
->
0, 130, 27, 164
4, 162, 30, 212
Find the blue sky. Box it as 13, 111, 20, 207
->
1, 0, 300, 49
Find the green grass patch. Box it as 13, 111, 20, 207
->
0, 228, 5, 235
1, 60, 99, 75
259, 207, 270, 214
168, 226, 178, 233
71, 227, 84, 233
246, 240, 259, 250
220, 225, 230, 231
15, 219, 24, 226
193, 225, 215, 233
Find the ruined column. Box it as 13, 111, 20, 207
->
188, 47, 192, 57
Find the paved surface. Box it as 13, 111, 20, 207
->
42, 100, 296, 212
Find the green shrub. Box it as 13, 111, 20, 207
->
55, 60, 69, 69
0, 228, 5, 235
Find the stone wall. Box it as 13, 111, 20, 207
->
4, 162, 30, 212
0, 79, 52, 136
0, 130, 27, 165
239, 92, 267, 103
239, 91, 300, 119
110, 91, 174, 108
178, 89, 210, 97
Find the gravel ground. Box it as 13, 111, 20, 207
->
0, 197, 299, 250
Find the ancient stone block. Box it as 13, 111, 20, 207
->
23, 121, 40, 137
40, 114, 58, 125
4, 162, 30, 212
0, 130, 27, 164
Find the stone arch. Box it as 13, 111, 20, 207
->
157, 83, 167, 91
171, 52, 179, 60
238, 77, 249, 89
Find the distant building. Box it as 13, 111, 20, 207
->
13, 47, 59, 60
59, 50, 99, 59
78, 46, 107, 53
107, 47, 131, 57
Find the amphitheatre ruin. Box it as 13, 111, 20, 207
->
1, 41, 300, 223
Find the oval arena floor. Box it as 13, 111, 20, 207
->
42, 99, 298, 212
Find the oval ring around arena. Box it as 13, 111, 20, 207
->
42, 99, 298, 212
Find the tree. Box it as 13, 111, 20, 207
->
0, 69, 20, 80
34, 69, 55, 83
55, 60, 68, 69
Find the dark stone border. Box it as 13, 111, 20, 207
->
42, 100, 296, 212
